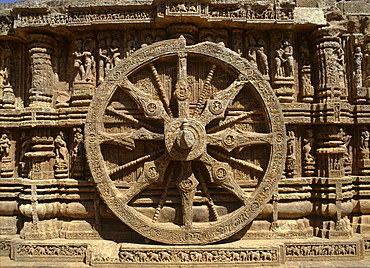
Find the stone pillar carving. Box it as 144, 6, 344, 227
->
313, 30, 346, 103
0, 42, 15, 109
20, 129, 59, 239
28, 34, 56, 108
316, 126, 345, 178
271, 32, 295, 103
24, 129, 55, 180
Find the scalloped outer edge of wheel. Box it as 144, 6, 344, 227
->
85, 36, 287, 245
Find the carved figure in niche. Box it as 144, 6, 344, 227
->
257, 46, 269, 75
0, 133, 10, 158
364, 43, 370, 86
354, 46, 363, 89
285, 130, 296, 177
98, 40, 111, 84
73, 39, 85, 82
144, 34, 154, 46
111, 39, 121, 67
360, 128, 370, 152
303, 129, 314, 162
54, 131, 68, 166
233, 35, 243, 56
273, 41, 284, 78
126, 34, 136, 58
339, 128, 352, 174
283, 40, 294, 77
273, 39, 294, 78
300, 39, 310, 67
19, 131, 30, 163
72, 128, 83, 158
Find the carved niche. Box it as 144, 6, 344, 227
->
85, 36, 286, 244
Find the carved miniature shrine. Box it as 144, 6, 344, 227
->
0, 0, 370, 266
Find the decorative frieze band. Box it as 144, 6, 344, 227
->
285, 241, 362, 260
13, 2, 295, 28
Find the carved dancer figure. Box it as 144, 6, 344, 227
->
361, 128, 370, 151
274, 42, 284, 78
98, 40, 111, 83
0, 133, 10, 158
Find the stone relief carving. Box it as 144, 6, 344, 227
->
0, 0, 370, 266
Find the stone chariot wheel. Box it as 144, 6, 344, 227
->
85, 37, 286, 245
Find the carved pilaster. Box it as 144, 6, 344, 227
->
28, 34, 56, 108
316, 126, 346, 178
313, 29, 346, 103
24, 129, 55, 180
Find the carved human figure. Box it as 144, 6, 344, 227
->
72, 128, 84, 158
232, 36, 243, 56
256, 46, 269, 75
83, 39, 96, 82
282, 40, 294, 77
73, 39, 85, 81
303, 129, 314, 162
0, 133, 10, 158
363, 43, 370, 86
98, 40, 111, 83
361, 128, 370, 151
354, 46, 363, 88
20, 131, 30, 163
273, 42, 284, 78
299, 39, 310, 67
54, 131, 68, 165
126, 34, 136, 58
339, 128, 352, 171
111, 39, 121, 67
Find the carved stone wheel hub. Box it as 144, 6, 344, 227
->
85, 37, 286, 245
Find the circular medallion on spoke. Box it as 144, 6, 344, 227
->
85, 37, 286, 245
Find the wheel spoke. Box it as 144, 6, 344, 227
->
119, 76, 170, 122
200, 153, 249, 205
174, 51, 190, 118
149, 62, 174, 118
194, 164, 219, 221
207, 129, 272, 152
193, 64, 217, 118
198, 75, 248, 125
176, 162, 199, 228
108, 149, 164, 176
106, 106, 162, 133
207, 109, 262, 133
99, 131, 136, 150
152, 163, 175, 223
119, 154, 169, 204
208, 148, 264, 173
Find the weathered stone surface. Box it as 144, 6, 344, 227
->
0, 0, 369, 266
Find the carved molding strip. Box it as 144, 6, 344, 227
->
285, 241, 362, 260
